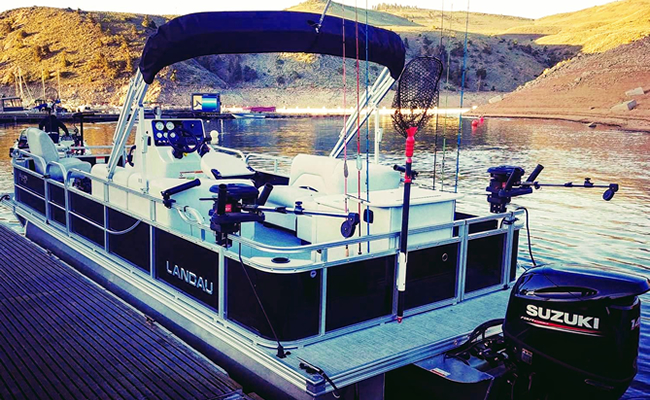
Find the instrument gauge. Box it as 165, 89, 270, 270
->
155, 121, 164, 131
166, 121, 175, 130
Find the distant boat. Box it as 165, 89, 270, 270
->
232, 112, 266, 119
0, 96, 25, 112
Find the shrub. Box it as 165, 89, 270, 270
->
142, 15, 156, 29
0, 21, 12, 36
32, 46, 43, 62
58, 51, 71, 69
276, 76, 286, 85
228, 58, 242, 83
450, 42, 464, 57
243, 65, 257, 82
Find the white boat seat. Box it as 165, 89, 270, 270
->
265, 154, 401, 231
201, 150, 255, 179
26, 128, 91, 181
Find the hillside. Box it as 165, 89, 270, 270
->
0, 5, 569, 108
475, 36, 650, 131
503, 0, 650, 53
2, 2, 649, 111
373, 3, 533, 36
288, 0, 419, 27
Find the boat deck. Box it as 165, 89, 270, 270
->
0, 223, 253, 400
287, 289, 510, 376
265, 289, 511, 391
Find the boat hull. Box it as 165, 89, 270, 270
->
23, 219, 317, 400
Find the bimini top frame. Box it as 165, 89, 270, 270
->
107, 11, 406, 179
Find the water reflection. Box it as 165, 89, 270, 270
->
1, 116, 648, 277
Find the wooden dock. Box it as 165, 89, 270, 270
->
0, 223, 254, 400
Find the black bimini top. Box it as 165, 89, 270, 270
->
138, 11, 406, 84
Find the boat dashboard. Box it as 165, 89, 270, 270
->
151, 119, 205, 147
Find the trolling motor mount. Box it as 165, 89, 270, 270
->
487, 164, 619, 213
486, 165, 541, 213
205, 183, 265, 245
202, 183, 362, 246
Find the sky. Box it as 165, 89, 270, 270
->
0, 0, 616, 20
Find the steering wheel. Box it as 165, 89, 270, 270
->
169, 126, 204, 159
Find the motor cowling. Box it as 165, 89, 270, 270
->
503, 264, 649, 399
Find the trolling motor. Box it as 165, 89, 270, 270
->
201, 183, 361, 246
487, 164, 619, 213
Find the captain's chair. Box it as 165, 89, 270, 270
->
25, 128, 91, 181
200, 150, 255, 180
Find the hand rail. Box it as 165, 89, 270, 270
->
45, 160, 69, 179
245, 153, 292, 174
209, 145, 246, 160
177, 206, 205, 225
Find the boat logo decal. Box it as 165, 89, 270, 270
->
166, 261, 214, 294
19, 173, 28, 185
522, 304, 602, 336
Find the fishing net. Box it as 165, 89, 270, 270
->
391, 57, 443, 137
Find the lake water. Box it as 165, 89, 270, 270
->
0, 116, 648, 397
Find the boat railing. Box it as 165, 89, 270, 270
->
245, 152, 292, 175
209, 144, 246, 160
12, 147, 522, 265
12, 147, 522, 269
11, 148, 523, 346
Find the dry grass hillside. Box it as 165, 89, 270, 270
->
0, 4, 564, 107
1, 1, 649, 111
0, 7, 162, 106
372, 3, 532, 36
287, 0, 419, 27
503, 0, 650, 53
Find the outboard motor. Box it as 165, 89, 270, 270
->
504, 264, 650, 399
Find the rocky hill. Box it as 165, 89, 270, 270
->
2, 1, 649, 113
473, 0, 650, 131
475, 36, 650, 131
0, 3, 575, 108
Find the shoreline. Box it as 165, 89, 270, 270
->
467, 111, 650, 133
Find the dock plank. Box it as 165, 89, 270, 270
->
0, 224, 248, 400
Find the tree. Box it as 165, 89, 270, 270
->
58, 51, 71, 69
475, 68, 487, 92
142, 15, 156, 29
